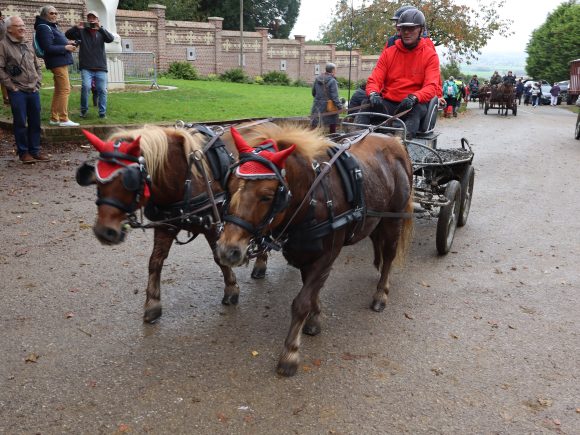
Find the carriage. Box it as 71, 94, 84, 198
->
484, 83, 517, 116
340, 96, 474, 255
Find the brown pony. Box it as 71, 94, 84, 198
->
76, 125, 267, 323
489, 83, 515, 115
216, 123, 414, 376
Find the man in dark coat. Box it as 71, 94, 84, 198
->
310, 62, 343, 134
348, 81, 367, 114
65, 10, 114, 118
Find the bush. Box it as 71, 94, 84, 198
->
336, 76, 357, 89
219, 68, 248, 83
293, 79, 309, 87
166, 61, 198, 80
254, 75, 264, 84
262, 71, 291, 85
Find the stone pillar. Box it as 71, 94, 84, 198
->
207, 17, 223, 75
327, 43, 336, 63
255, 27, 269, 75
294, 35, 305, 81
149, 4, 167, 71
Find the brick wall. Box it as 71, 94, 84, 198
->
2, 1, 374, 84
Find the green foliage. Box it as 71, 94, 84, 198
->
440, 59, 463, 81
166, 62, 198, 80
262, 71, 291, 85
254, 75, 264, 84
119, 0, 202, 20
195, 0, 300, 38
335, 76, 356, 89
293, 79, 309, 87
219, 68, 250, 83
526, 1, 580, 83
320, 0, 513, 63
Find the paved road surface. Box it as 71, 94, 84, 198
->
1, 103, 579, 433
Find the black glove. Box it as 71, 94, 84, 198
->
395, 94, 418, 114
369, 92, 383, 109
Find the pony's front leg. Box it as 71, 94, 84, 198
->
144, 228, 176, 323
277, 264, 331, 377
205, 234, 240, 305
370, 220, 403, 312
250, 253, 268, 279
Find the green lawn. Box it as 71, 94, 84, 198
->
0, 78, 351, 125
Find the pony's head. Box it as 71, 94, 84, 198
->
217, 127, 296, 266
76, 129, 150, 245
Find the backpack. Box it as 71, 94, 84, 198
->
33, 24, 52, 59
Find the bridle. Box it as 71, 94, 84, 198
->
95, 141, 151, 216
222, 151, 292, 257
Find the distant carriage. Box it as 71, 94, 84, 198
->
484, 83, 517, 116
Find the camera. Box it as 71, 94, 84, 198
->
7, 64, 22, 77
72, 40, 81, 47
83, 21, 97, 29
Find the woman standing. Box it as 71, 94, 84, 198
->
310, 63, 343, 134
531, 82, 542, 107
34, 5, 79, 127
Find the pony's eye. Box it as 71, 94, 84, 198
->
259, 196, 273, 203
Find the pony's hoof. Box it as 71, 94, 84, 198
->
277, 361, 298, 377
222, 293, 239, 306
144, 306, 162, 323
302, 322, 321, 336
370, 300, 386, 312
250, 267, 266, 279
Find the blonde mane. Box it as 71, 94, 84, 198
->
243, 122, 334, 162
107, 125, 207, 183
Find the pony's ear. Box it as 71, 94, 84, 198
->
125, 136, 141, 156
82, 129, 107, 153
269, 144, 296, 169
230, 127, 254, 154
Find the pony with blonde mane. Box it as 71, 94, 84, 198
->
217, 122, 414, 376
76, 124, 268, 323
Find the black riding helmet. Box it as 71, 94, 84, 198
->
391, 5, 416, 21
397, 9, 426, 28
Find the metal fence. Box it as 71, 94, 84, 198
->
69, 52, 158, 88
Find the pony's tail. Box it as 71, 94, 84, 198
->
394, 189, 414, 268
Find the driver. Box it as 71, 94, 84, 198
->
365, 9, 440, 139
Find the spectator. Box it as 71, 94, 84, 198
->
523, 83, 532, 106
531, 82, 542, 107
310, 62, 343, 134
366, 9, 440, 138
348, 80, 367, 114
549, 82, 561, 106
453, 77, 465, 117
0, 10, 9, 105
515, 79, 524, 105
0, 16, 47, 163
502, 71, 516, 86
65, 10, 114, 119
34, 5, 79, 127
468, 75, 479, 101
443, 76, 458, 118
490, 71, 502, 86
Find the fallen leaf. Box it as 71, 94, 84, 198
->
251, 350, 259, 357
65, 312, 74, 319
431, 367, 443, 376
510, 266, 517, 271
217, 412, 228, 422
420, 281, 431, 288
494, 268, 503, 274
117, 423, 131, 432
537, 397, 553, 407
243, 415, 254, 424
79, 223, 92, 230
450, 333, 459, 339
302, 365, 312, 372
25, 353, 39, 363
404, 312, 414, 320
488, 320, 499, 328
312, 359, 322, 367
31, 201, 40, 205
87, 380, 97, 388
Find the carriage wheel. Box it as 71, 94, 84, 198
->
484, 101, 489, 115
436, 180, 461, 255
458, 165, 475, 227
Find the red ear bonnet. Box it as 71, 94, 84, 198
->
231, 127, 296, 179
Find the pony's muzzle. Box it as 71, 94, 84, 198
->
93, 223, 127, 245
216, 242, 246, 267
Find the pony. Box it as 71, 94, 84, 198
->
489, 83, 514, 116
76, 124, 268, 323
216, 123, 414, 376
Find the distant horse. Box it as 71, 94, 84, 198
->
489, 83, 515, 116
478, 84, 490, 109
76, 125, 268, 323
216, 123, 414, 376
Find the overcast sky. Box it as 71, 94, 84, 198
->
291, 0, 567, 54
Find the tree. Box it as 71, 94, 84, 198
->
119, 0, 202, 21
526, 1, 580, 83
196, 0, 300, 38
320, 0, 513, 63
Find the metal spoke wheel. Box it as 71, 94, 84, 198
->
436, 180, 461, 255
458, 165, 475, 227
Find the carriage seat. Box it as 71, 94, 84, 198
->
416, 95, 439, 135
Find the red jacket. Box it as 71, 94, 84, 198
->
367, 38, 440, 103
